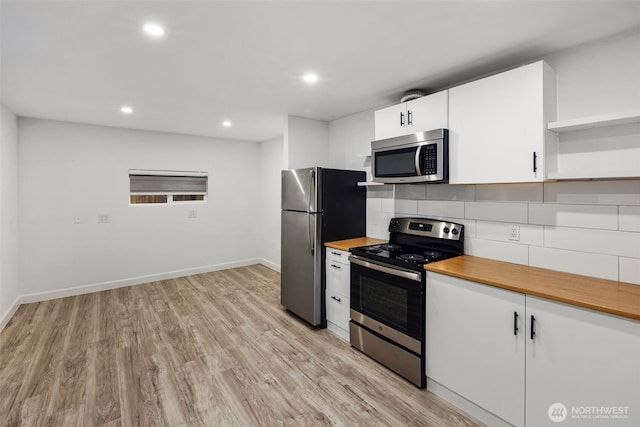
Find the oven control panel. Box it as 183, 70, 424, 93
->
389, 217, 463, 241
408, 222, 432, 232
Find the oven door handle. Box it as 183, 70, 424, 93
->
348, 255, 422, 282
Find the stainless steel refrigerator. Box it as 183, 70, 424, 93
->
281, 167, 366, 326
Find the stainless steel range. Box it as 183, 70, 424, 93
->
348, 217, 464, 388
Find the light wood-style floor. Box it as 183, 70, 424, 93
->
0, 264, 484, 426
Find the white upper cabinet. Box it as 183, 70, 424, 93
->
374, 90, 449, 140
448, 61, 557, 184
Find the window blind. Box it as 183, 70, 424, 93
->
129, 172, 208, 194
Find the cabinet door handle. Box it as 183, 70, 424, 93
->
407, 110, 413, 126
530, 315, 536, 340
331, 264, 341, 269
331, 251, 342, 256
532, 151, 538, 173
331, 295, 341, 302
514, 312, 519, 336
400, 112, 405, 127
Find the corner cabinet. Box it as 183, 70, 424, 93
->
374, 90, 448, 140
325, 249, 351, 341
525, 296, 640, 427
426, 272, 640, 427
448, 61, 557, 184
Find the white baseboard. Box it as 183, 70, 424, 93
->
259, 259, 280, 272
0, 295, 22, 332
0, 259, 265, 332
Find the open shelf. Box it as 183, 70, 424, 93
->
547, 169, 640, 181
357, 181, 385, 187
547, 110, 640, 133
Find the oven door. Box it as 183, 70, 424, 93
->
349, 255, 424, 344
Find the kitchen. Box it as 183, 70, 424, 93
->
1, 1, 640, 426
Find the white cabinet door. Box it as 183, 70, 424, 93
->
448, 60, 556, 184
325, 249, 351, 341
374, 103, 407, 140
406, 90, 448, 134
426, 273, 526, 426
525, 297, 640, 427
374, 90, 449, 140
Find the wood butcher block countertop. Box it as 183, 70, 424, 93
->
325, 237, 387, 252
425, 255, 640, 321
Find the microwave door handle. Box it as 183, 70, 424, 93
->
414, 146, 422, 175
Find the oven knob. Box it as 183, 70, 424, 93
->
451, 228, 459, 235
443, 227, 450, 234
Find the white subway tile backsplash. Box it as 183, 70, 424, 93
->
395, 184, 426, 200
543, 180, 640, 205
465, 202, 528, 223
529, 203, 618, 230
476, 183, 543, 202
620, 257, 640, 285
366, 222, 388, 240
544, 226, 640, 258
366, 174, 639, 283
465, 237, 529, 265
457, 219, 477, 238
426, 184, 475, 201
366, 197, 382, 213
529, 246, 619, 281
417, 200, 465, 219
476, 221, 544, 246
380, 197, 395, 213
620, 206, 640, 232
367, 185, 393, 198
394, 199, 418, 215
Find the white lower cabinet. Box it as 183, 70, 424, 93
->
325, 249, 350, 341
426, 272, 526, 426
426, 272, 640, 427
525, 296, 640, 427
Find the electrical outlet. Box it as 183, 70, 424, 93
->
188, 210, 197, 219
509, 225, 520, 241
74, 216, 82, 224
98, 214, 110, 223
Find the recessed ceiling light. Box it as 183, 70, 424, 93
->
222, 121, 232, 127
120, 106, 133, 114
302, 72, 319, 85
143, 23, 165, 37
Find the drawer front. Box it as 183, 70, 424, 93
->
326, 248, 350, 264
326, 260, 350, 296
326, 291, 350, 330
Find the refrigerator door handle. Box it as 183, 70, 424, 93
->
308, 214, 315, 255
308, 169, 315, 212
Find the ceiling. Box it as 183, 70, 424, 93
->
2, 1, 639, 142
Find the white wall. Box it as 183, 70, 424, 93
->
330, 29, 640, 285
259, 135, 283, 270
0, 103, 20, 328
284, 115, 329, 169
328, 109, 375, 177
18, 118, 261, 298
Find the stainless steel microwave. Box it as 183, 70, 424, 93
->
371, 128, 448, 183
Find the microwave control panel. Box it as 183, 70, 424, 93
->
421, 144, 437, 174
